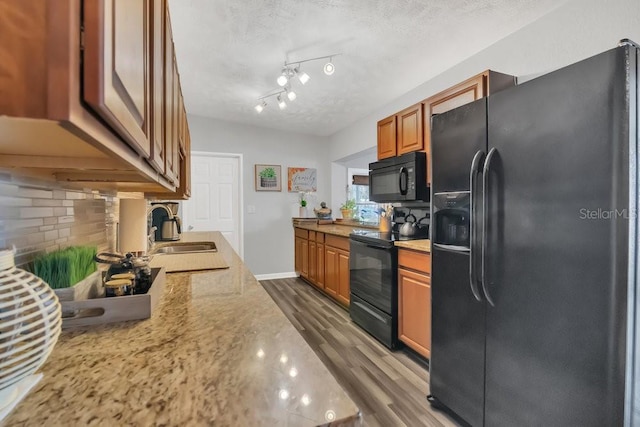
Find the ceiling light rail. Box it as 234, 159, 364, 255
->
254, 53, 341, 113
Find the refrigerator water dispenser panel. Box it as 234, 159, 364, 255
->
433, 191, 470, 249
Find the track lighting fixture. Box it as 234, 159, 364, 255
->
277, 95, 287, 110
253, 53, 341, 113
295, 67, 311, 85
323, 57, 335, 75
254, 100, 267, 113
285, 86, 297, 101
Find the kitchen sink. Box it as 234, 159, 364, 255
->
152, 241, 217, 254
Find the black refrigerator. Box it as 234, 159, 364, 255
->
428, 42, 640, 426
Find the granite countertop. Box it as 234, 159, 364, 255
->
294, 221, 431, 253
293, 222, 374, 238
394, 239, 431, 253
4, 232, 360, 426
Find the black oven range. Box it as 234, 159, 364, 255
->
348, 214, 429, 349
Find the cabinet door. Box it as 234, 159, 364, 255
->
377, 115, 397, 159
397, 103, 423, 155
295, 237, 303, 274
83, 0, 151, 158
309, 240, 317, 284
301, 239, 309, 278
398, 267, 431, 358
316, 243, 325, 289
149, 0, 165, 173
336, 249, 350, 306
163, 8, 178, 185
424, 74, 486, 185
324, 246, 338, 298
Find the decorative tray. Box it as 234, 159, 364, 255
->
60, 267, 166, 329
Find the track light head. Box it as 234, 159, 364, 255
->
285, 86, 297, 101
277, 95, 287, 110
295, 67, 310, 85
323, 59, 335, 75
254, 100, 266, 113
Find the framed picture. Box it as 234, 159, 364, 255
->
255, 164, 282, 191
288, 167, 317, 192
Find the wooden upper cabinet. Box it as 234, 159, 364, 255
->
422, 70, 515, 185
163, 9, 178, 185
377, 115, 397, 159
149, 0, 165, 173
83, 0, 151, 158
397, 103, 423, 155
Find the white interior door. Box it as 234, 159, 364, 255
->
182, 152, 243, 258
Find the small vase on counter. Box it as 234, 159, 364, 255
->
299, 206, 308, 218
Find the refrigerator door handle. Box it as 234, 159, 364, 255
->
481, 147, 497, 306
469, 150, 485, 302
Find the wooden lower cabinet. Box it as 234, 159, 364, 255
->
317, 243, 325, 289
294, 237, 304, 274
336, 249, 350, 306
294, 228, 349, 306
324, 246, 339, 298
309, 240, 317, 284
398, 249, 431, 359
301, 239, 309, 278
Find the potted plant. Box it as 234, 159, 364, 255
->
340, 199, 357, 219
299, 192, 309, 217
258, 167, 277, 188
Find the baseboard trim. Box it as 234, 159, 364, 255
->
255, 272, 299, 281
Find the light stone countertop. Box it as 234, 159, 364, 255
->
294, 222, 431, 253
293, 222, 374, 238
4, 232, 360, 427
394, 239, 431, 252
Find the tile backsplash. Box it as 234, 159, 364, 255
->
0, 171, 119, 268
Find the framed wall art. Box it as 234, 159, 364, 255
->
288, 167, 317, 192
255, 164, 282, 191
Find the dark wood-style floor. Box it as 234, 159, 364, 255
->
261, 278, 458, 427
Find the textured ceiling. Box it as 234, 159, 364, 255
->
168, 0, 562, 136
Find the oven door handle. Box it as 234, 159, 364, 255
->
353, 301, 388, 324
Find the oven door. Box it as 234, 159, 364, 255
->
349, 238, 397, 314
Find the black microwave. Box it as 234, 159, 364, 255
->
369, 151, 429, 202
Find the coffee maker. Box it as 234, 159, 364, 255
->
150, 202, 182, 241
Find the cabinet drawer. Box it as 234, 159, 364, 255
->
316, 232, 325, 243
309, 231, 316, 241
295, 228, 308, 239
325, 234, 349, 252
398, 249, 431, 274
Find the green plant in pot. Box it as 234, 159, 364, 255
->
340, 199, 357, 219
31, 246, 101, 316
259, 167, 277, 188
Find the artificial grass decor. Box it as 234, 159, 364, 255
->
32, 246, 98, 289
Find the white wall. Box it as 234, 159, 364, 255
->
328, 0, 640, 162
188, 114, 330, 276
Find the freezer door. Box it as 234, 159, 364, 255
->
484, 46, 631, 426
431, 248, 486, 427
431, 98, 487, 193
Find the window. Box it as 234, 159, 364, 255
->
348, 169, 379, 224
